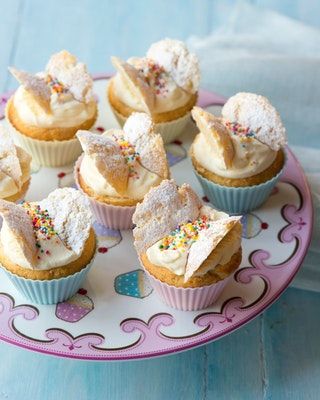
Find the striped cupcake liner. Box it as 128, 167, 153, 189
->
145, 269, 232, 311
2, 259, 94, 305
110, 106, 191, 144
74, 155, 135, 230
194, 165, 284, 215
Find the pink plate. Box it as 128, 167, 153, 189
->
0, 76, 313, 361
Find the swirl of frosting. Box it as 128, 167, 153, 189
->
10, 50, 96, 128
191, 102, 286, 179
111, 39, 200, 114
0, 188, 93, 270
0, 127, 31, 198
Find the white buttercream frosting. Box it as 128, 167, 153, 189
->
80, 129, 163, 200
146, 207, 241, 277
112, 38, 200, 113
193, 132, 277, 179
0, 128, 31, 198
13, 85, 96, 128
0, 188, 93, 270
10, 50, 96, 129
1, 218, 78, 270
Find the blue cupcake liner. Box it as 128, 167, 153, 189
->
194, 165, 284, 215
2, 259, 94, 305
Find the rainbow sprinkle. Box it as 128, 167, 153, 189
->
112, 134, 140, 179
22, 203, 58, 256
159, 215, 211, 251
139, 59, 169, 96
225, 121, 255, 138
46, 74, 68, 94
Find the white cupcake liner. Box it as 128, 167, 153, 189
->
6, 106, 82, 167
110, 106, 191, 144
74, 155, 136, 230
144, 268, 232, 311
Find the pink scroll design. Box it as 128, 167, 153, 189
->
0, 89, 313, 360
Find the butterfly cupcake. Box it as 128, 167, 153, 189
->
108, 38, 200, 143
75, 112, 170, 229
6, 50, 97, 167
0, 127, 31, 202
190, 93, 287, 214
0, 188, 96, 304
133, 180, 242, 311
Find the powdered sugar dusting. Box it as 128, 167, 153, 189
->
192, 106, 235, 168
0, 200, 37, 266
39, 188, 92, 256
185, 216, 241, 282
133, 180, 202, 254
77, 130, 129, 195
9, 67, 51, 111
222, 92, 287, 151
123, 113, 169, 178
146, 38, 200, 94
112, 57, 155, 113
123, 112, 153, 143
46, 50, 93, 103
0, 126, 23, 188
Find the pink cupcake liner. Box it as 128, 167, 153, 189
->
144, 269, 233, 311
74, 156, 136, 230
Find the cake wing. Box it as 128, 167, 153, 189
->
39, 188, 92, 256
185, 216, 241, 282
77, 130, 129, 195
111, 56, 155, 113
9, 67, 51, 112
146, 38, 200, 94
133, 180, 202, 254
123, 113, 169, 178
222, 92, 287, 151
192, 107, 234, 169
0, 126, 23, 189
46, 50, 93, 103
0, 200, 37, 268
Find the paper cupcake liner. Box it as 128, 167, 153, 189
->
6, 109, 82, 167
74, 156, 135, 230
2, 259, 94, 305
194, 167, 284, 215
110, 106, 191, 144
145, 269, 232, 311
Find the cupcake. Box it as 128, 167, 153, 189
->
108, 38, 200, 143
190, 93, 287, 214
75, 112, 170, 229
6, 50, 97, 167
0, 187, 96, 304
0, 126, 31, 202
132, 180, 242, 311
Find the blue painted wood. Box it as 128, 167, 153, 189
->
0, 1, 319, 399
0, 0, 22, 92
263, 288, 320, 400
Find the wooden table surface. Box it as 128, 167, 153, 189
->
0, 1, 319, 399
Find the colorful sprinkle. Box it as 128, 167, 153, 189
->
46, 74, 68, 94
22, 203, 57, 253
159, 215, 211, 251
112, 134, 140, 179
225, 121, 255, 139
138, 59, 169, 96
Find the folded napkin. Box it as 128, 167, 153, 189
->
187, 1, 320, 291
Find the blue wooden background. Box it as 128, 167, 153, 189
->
1, 1, 320, 399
